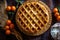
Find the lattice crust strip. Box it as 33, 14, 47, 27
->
16, 1, 52, 36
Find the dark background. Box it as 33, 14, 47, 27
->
0, 0, 60, 40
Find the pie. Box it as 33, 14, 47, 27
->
16, 1, 52, 36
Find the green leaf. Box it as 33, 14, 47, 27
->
57, 6, 60, 12
15, 0, 21, 2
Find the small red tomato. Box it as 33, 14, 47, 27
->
6, 20, 12, 25
6, 6, 11, 11
54, 12, 59, 17
10, 24, 14, 29
5, 26, 10, 30
53, 8, 58, 13
5, 30, 11, 35
57, 16, 60, 21
11, 6, 16, 11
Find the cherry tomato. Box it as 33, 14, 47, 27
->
6, 20, 12, 25
57, 16, 60, 21
5, 30, 11, 35
11, 6, 16, 11
54, 12, 59, 17
10, 24, 14, 29
53, 8, 58, 13
6, 6, 11, 11
5, 26, 10, 30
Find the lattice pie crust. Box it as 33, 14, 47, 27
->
16, 1, 52, 36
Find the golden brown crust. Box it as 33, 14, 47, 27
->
16, 1, 52, 36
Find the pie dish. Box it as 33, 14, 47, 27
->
16, 0, 52, 36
